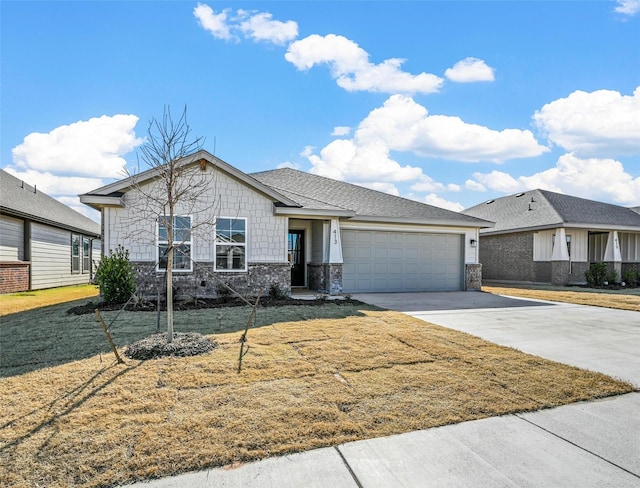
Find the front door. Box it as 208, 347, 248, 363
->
288, 230, 305, 287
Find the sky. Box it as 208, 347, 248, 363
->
2, 0, 640, 222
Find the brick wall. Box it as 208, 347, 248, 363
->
0, 261, 30, 294
480, 232, 537, 281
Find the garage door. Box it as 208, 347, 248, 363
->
342, 230, 464, 292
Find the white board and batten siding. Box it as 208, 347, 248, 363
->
341, 226, 467, 293
30, 222, 95, 290
0, 215, 24, 261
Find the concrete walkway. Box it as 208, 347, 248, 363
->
127, 292, 640, 487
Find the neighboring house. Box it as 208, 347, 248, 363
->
80, 150, 492, 298
463, 189, 640, 285
0, 170, 101, 294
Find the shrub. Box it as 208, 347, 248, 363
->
585, 262, 607, 287
622, 269, 639, 286
605, 269, 619, 285
95, 245, 136, 304
268, 282, 289, 300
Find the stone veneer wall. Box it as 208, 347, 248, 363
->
0, 261, 30, 293
133, 261, 291, 300
464, 263, 482, 290
308, 263, 343, 295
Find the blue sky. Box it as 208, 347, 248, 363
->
2, 1, 639, 221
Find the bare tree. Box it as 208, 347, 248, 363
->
127, 106, 217, 342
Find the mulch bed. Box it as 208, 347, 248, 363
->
124, 332, 218, 360
66, 296, 359, 315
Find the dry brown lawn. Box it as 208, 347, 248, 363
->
1, 308, 633, 488
483, 284, 640, 311
0, 285, 99, 316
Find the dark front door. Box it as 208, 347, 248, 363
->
288, 230, 305, 287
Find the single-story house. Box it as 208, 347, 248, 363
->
0, 169, 101, 293
80, 150, 492, 298
463, 189, 640, 285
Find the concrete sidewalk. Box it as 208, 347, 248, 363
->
127, 292, 640, 487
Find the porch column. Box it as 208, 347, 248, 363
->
604, 230, 622, 281
328, 219, 343, 263
327, 219, 343, 295
551, 228, 570, 285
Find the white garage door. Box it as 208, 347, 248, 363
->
342, 230, 464, 292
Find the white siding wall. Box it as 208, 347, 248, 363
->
620, 233, 640, 262
30, 223, 89, 289
104, 166, 287, 265
0, 215, 24, 261
534, 228, 588, 261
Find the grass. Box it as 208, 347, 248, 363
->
0, 297, 634, 488
0, 284, 99, 316
483, 283, 640, 312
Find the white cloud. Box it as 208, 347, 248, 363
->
195, 5, 298, 45
470, 153, 640, 206
238, 11, 298, 45
471, 170, 522, 194
4, 168, 108, 197
194, 4, 233, 41
276, 161, 300, 170
445, 57, 495, 83
533, 86, 640, 157
285, 34, 443, 94
465, 179, 487, 192
356, 94, 548, 163
422, 193, 464, 212
332, 126, 351, 137
11, 114, 141, 178
358, 181, 400, 196
614, 0, 640, 15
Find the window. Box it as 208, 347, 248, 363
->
83, 237, 91, 273
71, 234, 80, 273
158, 216, 192, 271
215, 217, 246, 271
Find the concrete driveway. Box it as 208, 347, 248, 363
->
128, 291, 640, 488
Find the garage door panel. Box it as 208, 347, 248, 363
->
342, 230, 463, 293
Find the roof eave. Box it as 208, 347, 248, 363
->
0, 207, 100, 237
79, 194, 124, 210
274, 207, 356, 218
351, 215, 494, 228
480, 222, 640, 235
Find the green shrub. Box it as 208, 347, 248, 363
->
268, 282, 289, 300
605, 269, 619, 285
622, 269, 639, 286
95, 245, 136, 304
585, 262, 608, 287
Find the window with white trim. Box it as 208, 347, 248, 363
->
215, 217, 247, 271
71, 234, 80, 273
158, 216, 192, 271
82, 237, 91, 274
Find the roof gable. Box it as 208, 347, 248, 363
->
251, 168, 491, 227
80, 150, 299, 209
1, 170, 100, 236
464, 189, 640, 233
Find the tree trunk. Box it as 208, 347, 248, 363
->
166, 244, 174, 343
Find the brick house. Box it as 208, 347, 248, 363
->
80, 150, 491, 298
0, 170, 101, 294
464, 189, 640, 285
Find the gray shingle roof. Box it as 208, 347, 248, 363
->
1, 170, 100, 236
251, 168, 491, 227
463, 189, 640, 234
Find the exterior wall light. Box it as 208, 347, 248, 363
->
470, 239, 477, 248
